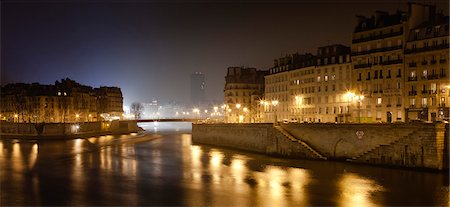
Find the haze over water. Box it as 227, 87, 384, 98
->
1, 122, 448, 206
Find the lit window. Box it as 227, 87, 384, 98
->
317, 76, 321, 82
423, 70, 428, 77
422, 98, 427, 106
324, 75, 328, 81
376, 111, 381, 119
57, 92, 61, 96
377, 97, 382, 105
410, 98, 416, 106
410, 71, 416, 77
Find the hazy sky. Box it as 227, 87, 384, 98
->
2, 0, 448, 106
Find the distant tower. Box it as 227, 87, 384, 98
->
190, 72, 205, 105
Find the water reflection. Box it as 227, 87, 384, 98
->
338, 173, 385, 207
0, 124, 448, 206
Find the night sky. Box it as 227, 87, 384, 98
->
2, 0, 448, 106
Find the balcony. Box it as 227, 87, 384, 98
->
427, 74, 439, 80
352, 29, 403, 43
366, 77, 371, 80
440, 59, 447, 64
351, 45, 403, 56
408, 91, 417, 96
440, 73, 447, 78
430, 60, 437, 65
408, 76, 417, 81
428, 90, 437, 94
405, 43, 450, 54
409, 62, 417, 67
386, 104, 391, 107
357, 78, 362, 81
421, 90, 428, 94
354, 63, 372, 69
386, 75, 391, 79
381, 59, 403, 65
421, 60, 428, 65
439, 103, 446, 107
396, 104, 402, 107
409, 104, 416, 108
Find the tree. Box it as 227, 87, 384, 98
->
130, 102, 143, 120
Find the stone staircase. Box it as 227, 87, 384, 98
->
274, 125, 327, 160
349, 128, 425, 161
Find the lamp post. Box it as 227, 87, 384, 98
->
272, 100, 279, 123
355, 95, 364, 123
344, 92, 355, 123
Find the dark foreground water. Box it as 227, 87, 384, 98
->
1, 122, 449, 206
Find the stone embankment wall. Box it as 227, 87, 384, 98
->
192, 123, 449, 170
0, 120, 140, 139
191, 123, 324, 160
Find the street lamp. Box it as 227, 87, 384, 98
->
272, 100, 279, 123
344, 92, 355, 123
355, 95, 364, 123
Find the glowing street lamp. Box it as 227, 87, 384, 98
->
236, 103, 241, 109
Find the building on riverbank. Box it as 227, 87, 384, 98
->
0, 78, 123, 123
224, 67, 268, 123
404, 11, 449, 122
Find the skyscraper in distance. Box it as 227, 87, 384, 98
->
190, 72, 205, 106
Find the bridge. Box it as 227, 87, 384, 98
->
137, 119, 202, 123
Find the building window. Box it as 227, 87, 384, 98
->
367, 111, 372, 117
397, 110, 402, 119
376, 111, 381, 119
377, 97, 382, 105
324, 75, 328, 81
410, 71, 416, 77
423, 70, 428, 77
317, 76, 321, 82
422, 98, 427, 107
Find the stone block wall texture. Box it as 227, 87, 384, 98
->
0, 120, 138, 137
192, 123, 449, 170
191, 123, 321, 159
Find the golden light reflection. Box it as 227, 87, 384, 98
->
230, 155, 247, 186
209, 150, 223, 184
181, 134, 191, 147
189, 145, 202, 183
28, 143, 38, 169
287, 168, 310, 205
0, 141, 3, 157
12, 142, 23, 172
73, 138, 83, 154
338, 173, 384, 207
254, 165, 287, 207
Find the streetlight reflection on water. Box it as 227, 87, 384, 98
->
0, 122, 448, 206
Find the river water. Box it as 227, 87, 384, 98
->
1, 122, 449, 206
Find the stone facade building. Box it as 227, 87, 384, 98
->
224, 67, 268, 123
313, 45, 353, 123
265, 46, 352, 123
404, 11, 449, 122
351, 10, 407, 123
0, 78, 123, 123
265, 53, 315, 122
